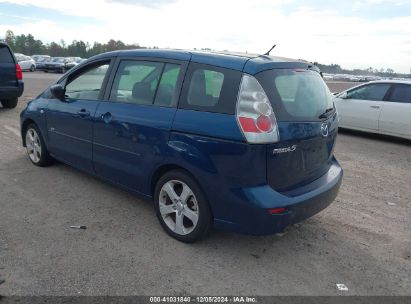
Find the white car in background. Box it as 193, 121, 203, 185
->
334, 80, 411, 140
14, 53, 36, 72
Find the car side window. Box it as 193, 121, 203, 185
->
65, 62, 110, 101
187, 69, 224, 107
110, 60, 164, 105
179, 63, 242, 114
346, 84, 390, 101
389, 85, 411, 103
154, 63, 182, 107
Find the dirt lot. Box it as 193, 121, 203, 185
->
0, 73, 410, 296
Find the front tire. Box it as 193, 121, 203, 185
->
24, 124, 53, 167
1, 98, 18, 109
154, 170, 212, 243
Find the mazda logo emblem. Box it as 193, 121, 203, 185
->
321, 123, 329, 137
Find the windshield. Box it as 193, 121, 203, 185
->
256, 69, 334, 121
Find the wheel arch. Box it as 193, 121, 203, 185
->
21, 118, 49, 149
151, 163, 192, 197
21, 118, 36, 147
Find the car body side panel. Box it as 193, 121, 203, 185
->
45, 98, 101, 173
20, 98, 49, 145
0, 63, 16, 88
172, 110, 245, 142
18, 59, 35, 71
166, 131, 267, 221
93, 102, 177, 194
335, 97, 383, 130
379, 101, 411, 139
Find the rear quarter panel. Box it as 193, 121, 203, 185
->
167, 109, 267, 220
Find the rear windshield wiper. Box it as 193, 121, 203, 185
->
318, 107, 335, 119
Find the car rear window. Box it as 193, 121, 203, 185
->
0, 46, 14, 63
256, 69, 334, 121
179, 63, 242, 114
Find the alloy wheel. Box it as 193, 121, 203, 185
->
159, 180, 199, 235
26, 128, 42, 163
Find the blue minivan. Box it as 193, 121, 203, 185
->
20, 49, 342, 242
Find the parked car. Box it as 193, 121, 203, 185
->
32, 55, 51, 71
32, 54, 50, 62
20, 49, 342, 242
0, 42, 24, 108
14, 53, 36, 72
44, 57, 75, 73
334, 80, 411, 140
34, 57, 51, 71
65, 57, 84, 70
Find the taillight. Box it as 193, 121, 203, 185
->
236, 74, 279, 143
16, 64, 23, 80
267, 207, 287, 215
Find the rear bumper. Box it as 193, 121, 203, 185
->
0, 81, 24, 99
213, 158, 343, 235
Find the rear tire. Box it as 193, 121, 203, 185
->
154, 170, 212, 243
24, 124, 53, 167
30, 65, 35, 72
1, 98, 18, 109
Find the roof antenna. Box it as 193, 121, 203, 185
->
263, 44, 276, 56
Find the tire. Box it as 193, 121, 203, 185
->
44, 70, 49, 73
24, 124, 53, 167
30, 65, 35, 72
1, 98, 18, 109
154, 170, 212, 243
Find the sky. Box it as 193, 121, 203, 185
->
0, 0, 410, 73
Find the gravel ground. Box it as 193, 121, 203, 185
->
0, 72, 410, 296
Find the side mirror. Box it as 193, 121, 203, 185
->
50, 84, 66, 101
339, 92, 348, 99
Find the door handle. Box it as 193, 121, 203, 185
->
370, 105, 380, 109
77, 109, 90, 117
101, 112, 113, 124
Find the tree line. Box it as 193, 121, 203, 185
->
314, 63, 409, 78
2, 30, 150, 58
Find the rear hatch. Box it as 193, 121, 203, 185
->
0, 43, 17, 88
255, 68, 337, 192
